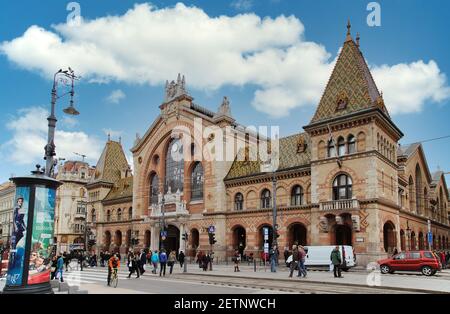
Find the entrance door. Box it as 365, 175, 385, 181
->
335, 225, 352, 246
161, 225, 180, 253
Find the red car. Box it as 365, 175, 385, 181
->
377, 251, 441, 276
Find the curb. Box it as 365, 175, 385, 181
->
178, 272, 449, 294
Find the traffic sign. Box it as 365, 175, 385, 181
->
161, 230, 167, 238
427, 232, 433, 245
208, 226, 215, 233
264, 242, 269, 254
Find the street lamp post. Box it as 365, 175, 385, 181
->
406, 221, 411, 251
160, 194, 166, 251
271, 169, 278, 270
44, 68, 80, 177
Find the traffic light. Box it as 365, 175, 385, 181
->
208, 232, 217, 245
274, 231, 280, 239
182, 232, 189, 241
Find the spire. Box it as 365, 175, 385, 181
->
356, 32, 360, 47
108, 133, 111, 142
345, 19, 352, 42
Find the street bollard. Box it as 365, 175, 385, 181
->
254, 259, 256, 272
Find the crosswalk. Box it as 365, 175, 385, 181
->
62, 267, 130, 286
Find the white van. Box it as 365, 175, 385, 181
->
304, 245, 355, 270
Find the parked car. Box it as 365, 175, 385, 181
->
286, 245, 356, 271
377, 251, 441, 276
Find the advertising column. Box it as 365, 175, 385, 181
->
2, 166, 61, 294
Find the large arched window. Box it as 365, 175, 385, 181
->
261, 189, 271, 209
91, 209, 96, 223
337, 137, 346, 156
291, 185, 303, 206
327, 140, 336, 158
333, 174, 352, 200
348, 135, 356, 154
191, 162, 204, 200
165, 138, 184, 193
150, 174, 159, 205
234, 193, 244, 211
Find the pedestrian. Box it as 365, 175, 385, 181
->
168, 250, 177, 274
50, 255, 58, 280
440, 251, 446, 269
179, 250, 185, 269
56, 254, 65, 282
127, 251, 140, 279
197, 251, 203, 268
283, 247, 289, 266
269, 245, 278, 273
202, 253, 209, 271
330, 246, 343, 278
147, 250, 152, 264
140, 250, 147, 274
107, 254, 120, 286
151, 250, 159, 274
233, 250, 241, 272
298, 245, 307, 278
289, 245, 299, 278
159, 249, 168, 277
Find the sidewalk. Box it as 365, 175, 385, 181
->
181, 264, 450, 293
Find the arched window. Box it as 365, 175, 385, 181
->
165, 138, 184, 193
337, 137, 345, 156
408, 176, 415, 213
415, 165, 423, 215
291, 185, 303, 206
333, 174, 352, 200
234, 193, 244, 211
150, 174, 159, 205
327, 140, 336, 158
91, 209, 96, 223
191, 162, 204, 200
348, 135, 356, 154
261, 189, 271, 209
128, 207, 133, 220
106, 210, 111, 222
117, 208, 122, 221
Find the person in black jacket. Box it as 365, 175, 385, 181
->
139, 250, 147, 274
179, 251, 185, 268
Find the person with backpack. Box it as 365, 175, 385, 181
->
151, 250, 159, 274
159, 249, 168, 276
288, 245, 299, 278
298, 245, 307, 278
330, 246, 343, 278
168, 250, 177, 274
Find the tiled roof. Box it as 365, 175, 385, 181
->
310, 35, 388, 124
397, 143, 420, 158
225, 133, 311, 180
91, 140, 129, 184
103, 176, 133, 201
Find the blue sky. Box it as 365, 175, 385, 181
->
0, 0, 449, 184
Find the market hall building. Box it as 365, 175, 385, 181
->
91, 25, 450, 266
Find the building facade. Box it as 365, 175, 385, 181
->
95, 25, 450, 265
54, 161, 95, 253
0, 182, 15, 250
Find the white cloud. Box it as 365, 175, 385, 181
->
0, 3, 448, 118
106, 89, 126, 104
61, 116, 79, 128
371, 60, 450, 114
1, 107, 102, 166
231, 0, 253, 11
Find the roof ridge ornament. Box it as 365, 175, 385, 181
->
164, 73, 190, 102
356, 32, 360, 47
345, 19, 352, 42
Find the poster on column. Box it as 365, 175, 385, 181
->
27, 187, 55, 285
6, 187, 31, 286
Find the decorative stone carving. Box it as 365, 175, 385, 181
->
164, 74, 189, 102
296, 136, 307, 153
319, 216, 329, 233
335, 215, 343, 225
351, 214, 360, 231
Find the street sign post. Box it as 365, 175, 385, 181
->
427, 232, 433, 249
208, 226, 215, 234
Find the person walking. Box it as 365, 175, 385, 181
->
283, 247, 289, 265
179, 250, 185, 269
298, 245, 307, 278
50, 255, 58, 280
56, 254, 65, 282
269, 245, 278, 273
140, 250, 147, 274
168, 250, 177, 274
151, 250, 159, 274
233, 250, 241, 272
330, 246, 343, 278
202, 253, 209, 271
289, 245, 299, 278
127, 251, 140, 279
159, 249, 168, 277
